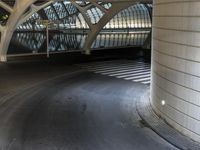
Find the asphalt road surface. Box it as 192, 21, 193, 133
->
0, 60, 177, 150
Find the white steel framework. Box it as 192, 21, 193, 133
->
0, 0, 151, 62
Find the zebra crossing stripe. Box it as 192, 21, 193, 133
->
78, 60, 122, 65
79, 60, 146, 67
108, 69, 150, 76
142, 81, 151, 84
116, 70, 150, 78
81, 62, 146, 70
87, 65, 149, 72
78, 60, 143, 67
78, 60, 148, 67
125, 74, 150, 80
96, 67, 150, 74
134, 77, 151, 82
117, 72, 150, 79
77, 60, 151, 85
99, 68, 150, 75
94, 67, 149, 75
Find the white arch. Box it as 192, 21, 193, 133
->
82, 1, 136, 54
0, 0, 37, 62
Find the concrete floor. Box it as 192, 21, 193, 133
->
0, 60, 177, 150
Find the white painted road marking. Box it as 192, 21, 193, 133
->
77, 60, 151, 85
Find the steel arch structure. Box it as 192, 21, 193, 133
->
0, 0, 151, 62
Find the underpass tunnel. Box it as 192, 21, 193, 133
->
0, 0, 200, 149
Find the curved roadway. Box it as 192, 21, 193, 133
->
0, 61, 177, 150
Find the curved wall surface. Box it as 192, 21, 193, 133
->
151, 0, 200, 142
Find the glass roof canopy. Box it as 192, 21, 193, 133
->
5, 1, 152, 55
17, 2, 152, 31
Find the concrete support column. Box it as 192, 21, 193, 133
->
0, 27, 13, 62
151, 0, 200, 142
0, 0, 37, 62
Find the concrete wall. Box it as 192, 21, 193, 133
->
151, 0, 200, 142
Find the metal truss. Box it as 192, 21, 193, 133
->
0, 0, 152, 62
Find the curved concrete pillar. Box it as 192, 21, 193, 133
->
151, 0, 200, 142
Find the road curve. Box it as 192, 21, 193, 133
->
0, 70, 177, 150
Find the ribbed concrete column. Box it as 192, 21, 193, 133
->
151, 0, 200, 142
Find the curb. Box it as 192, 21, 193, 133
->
136, 90, 200, 150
